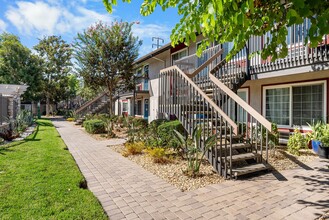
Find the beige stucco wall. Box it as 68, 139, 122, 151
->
242, 69, 329, 116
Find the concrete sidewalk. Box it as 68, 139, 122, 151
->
53, 119, 329, 220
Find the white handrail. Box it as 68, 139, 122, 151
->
160, 65, 238, 134
209, 74, 272, 132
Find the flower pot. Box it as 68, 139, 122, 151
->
312, 140, 321, 154
318, 144, 329, 159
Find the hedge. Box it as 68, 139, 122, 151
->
157, 120, 185, 148
83, 119, 106, 134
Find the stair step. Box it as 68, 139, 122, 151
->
216, 143, 251, 150
231, 143, 252, 150
232, 163, 269, 177
221, 152, 259, 162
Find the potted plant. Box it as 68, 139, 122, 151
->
318, 124, 329, 159
307, 121, 322, 153
308, 122, 329, 159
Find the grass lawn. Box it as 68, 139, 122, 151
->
0, 119, 107, 219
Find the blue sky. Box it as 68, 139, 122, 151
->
0, 0, 180, 56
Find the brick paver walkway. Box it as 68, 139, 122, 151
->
53, 119, 329, 220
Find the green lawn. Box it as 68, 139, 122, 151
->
0, 119, 107, 219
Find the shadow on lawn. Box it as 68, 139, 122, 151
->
0, 124, 41, 155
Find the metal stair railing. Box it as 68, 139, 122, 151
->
74, 91, 108, 117
159, 65, 238, 177
209, 73, 272, 164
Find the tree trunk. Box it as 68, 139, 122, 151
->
108, 91, 113, 115
46, 96, 50, 116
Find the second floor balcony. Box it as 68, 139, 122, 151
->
174, 20, 329, 78
135, 79, 149, 92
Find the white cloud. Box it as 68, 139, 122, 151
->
133, 23, 171, 41
6, 1, 61, 35
5, 1, 114, 37
0, 19, 7, 32
133, 23, 171, 56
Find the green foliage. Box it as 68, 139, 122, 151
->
157, 120, 185, 148
34, 36, 73, 115
307, 121, 324, 141
83, 119, 106, 134
74, 21, 142, 114
103, 0, 329, 61
132, 117, 148, 128
122, 142, 145, 157
146, 147, 170, 163
144, 119, 168, 148
16, 110, 34, 132
0, 33, 43, 101
173, 126, 216, 177
308, 121, 329, 147
320, 125, 329, 147
67, 118, 75, 122
253, 123, 279, 147
0, 119, 107, 219
287, 128, 307, 155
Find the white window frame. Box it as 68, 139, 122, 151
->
263, 80, 327, 129
171, 48, 188, 65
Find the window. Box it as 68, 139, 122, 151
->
237, 90, 248, 122
229, 89, 249, 123
143, 65, 149, 78
136, 100, 142, 115
144, 79, 149, 90
122, 101, 128, 112
292, 84, 323, 125
264, 82, 325, 127
136, 68, 142, 76
172, 49, 187, 65
265, 88, 290, 125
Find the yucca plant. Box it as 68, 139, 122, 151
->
174, 126, 216, 177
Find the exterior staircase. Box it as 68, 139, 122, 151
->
74, 92, 109, 117
160, 45, 272, 179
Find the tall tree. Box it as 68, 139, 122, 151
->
103, 0, 329, 60
0, 32, 43, 101
74, 21, 141, 115
34, 36, 73, 115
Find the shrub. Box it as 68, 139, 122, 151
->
287, 128, 307, 155
67, 118, 75, 122
83, 120, 106, 134
174, 126, 216, 177
157, 120, 185, 148
147, 148, 170, 163
144, 119, 168, 148
149, 119, 168, 128
122, 142, 145, 157
132, 117, 148, 128
12, 110, 34, 133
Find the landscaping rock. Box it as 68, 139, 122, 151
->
109, 144, 225, 191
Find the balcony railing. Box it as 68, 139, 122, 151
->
174, 20, 329, 77
249, 20, 329, 74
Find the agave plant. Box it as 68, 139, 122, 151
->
174, 126, 216, 177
